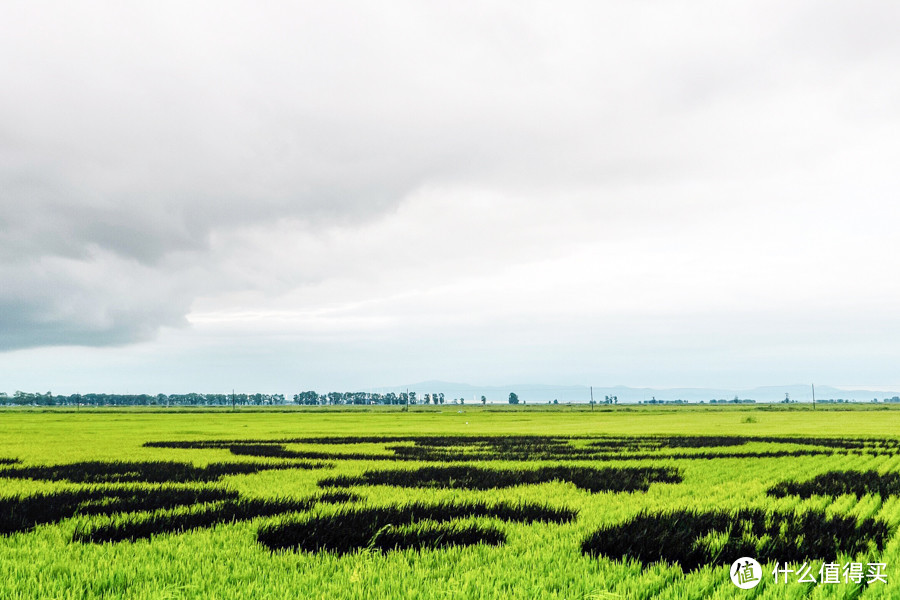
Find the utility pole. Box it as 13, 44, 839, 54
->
405, 387, 409, 412
590, 386, 594, 412
231, 389, 236, 411
811, 383, 816, 411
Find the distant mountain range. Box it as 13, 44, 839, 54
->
391, 381, 900, 404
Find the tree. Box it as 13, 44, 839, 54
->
481, 395, 486, 405
508, 392, 519, 405
294, 391, 318, 405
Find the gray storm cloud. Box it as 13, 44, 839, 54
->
2, 1, 900, 354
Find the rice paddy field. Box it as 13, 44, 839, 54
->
3, 404, 900, 599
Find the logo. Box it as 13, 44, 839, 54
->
731, 557, 762, 589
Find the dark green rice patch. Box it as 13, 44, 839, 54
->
582, 508, 891, 572
752, 436, 900, 452
143, 434, 900, 463
74, 496, 315, 543
227, 444, 381, 461
368, 521, 505, 552
0, 460, 327, 484
257, 500, 573, 554
315, 490, 361, 504
768, 470, 900, 499
586, 436, 748, 451
319, 465, 681, 493
0, 487, 236, 535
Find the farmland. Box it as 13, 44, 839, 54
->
2, 405, 900, 599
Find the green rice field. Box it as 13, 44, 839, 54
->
3, 404, 900, 599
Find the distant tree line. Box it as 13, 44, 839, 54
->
0, 390, 481, 407
292, 391, 475, 406
0, 391, 285, 407
707, 397, 755, 404
639, 398, 693, 405
27, 389, 876, 407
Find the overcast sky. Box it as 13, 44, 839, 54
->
2, 1, 900, 395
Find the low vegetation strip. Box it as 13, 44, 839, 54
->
145, 434, 900, 464
0, 458, 18, 465
227, 444, 381, 461
257, 500, 574, 554
389, 447, 838, 462
316, 491, 361, 504
145, 434, 900, 448
0, 487, 236, 535
586, 436, 747, 450
368, 522, 505, 552
3, 484, 362, 543
259, 513, 506, 554
0, 460, 328, 483
750, 436, 900, 450
319, 465, 681, 493
581, 508, 891, 572
75, 497, 316, 543
768, 470, 900, 498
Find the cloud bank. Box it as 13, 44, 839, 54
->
2, 1, 900, 390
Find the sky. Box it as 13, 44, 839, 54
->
2, 1, 900, 395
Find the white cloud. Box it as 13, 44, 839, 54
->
2, 1, 900, 389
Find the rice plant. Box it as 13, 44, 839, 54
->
0, 487, 236, 535
768, 469, 900, 499
0, 460, 327, 483
318, 465, 681, 493
257, 500, 574, 553
74, 496, 317, 543
5, 409, 900, 599
581, 507, 891, 572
